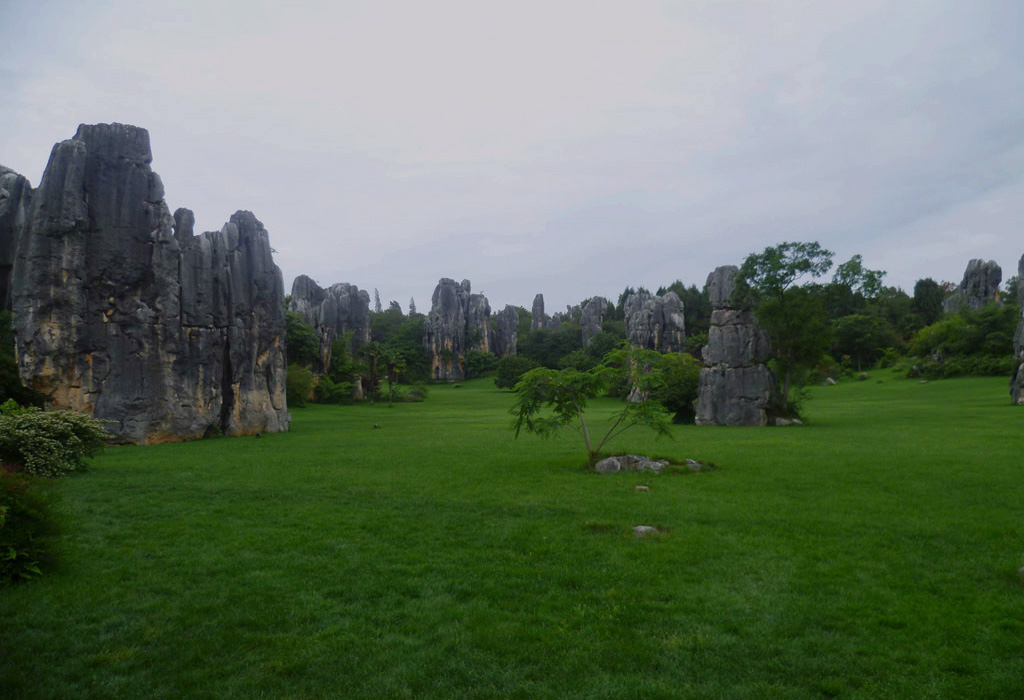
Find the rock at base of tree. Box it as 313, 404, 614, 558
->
774, 417, 804, 426
822, 377, 837, 386
594, 455, 670, 474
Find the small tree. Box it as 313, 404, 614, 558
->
510, 347, 671, 466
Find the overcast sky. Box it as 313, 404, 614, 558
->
2, 0, 1022, 312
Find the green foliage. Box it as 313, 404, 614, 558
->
832, 254, 885, 299
557, 349, 597, 372
285, 312, 319, 367
910, 303, 1018, 361
0, 402, 109, 478
465, 350, 498, 379
0, 473, 59, 584
736, 241, 834, 414
494, 355, 539, 390
518, 326, 583, 369
734, 241, 834, 306
0, 311, 43, 408
313, 376, 354, 404
832, 313, 899, 371
914, 355, 1017, 380
286, 364, 313, 407
652, 353, 702, 424
510, 346, 672, 465
912, 278, 946, 327
584, 331, 620, 361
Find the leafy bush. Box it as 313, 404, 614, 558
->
915, 355, 1017, 380
0, 402, 110, 478
558, 350, 598, 372
494, 356, 539, 390
286, 364, 313, 408
314, 376, 354, 404
0, 473, 60, 584
465, 350, 498, 379
652, 353, 701, 424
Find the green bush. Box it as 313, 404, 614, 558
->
286, 364, 313, 408
915, 355, 1017, 380
652, 353, 702, 424
314, 376, 354, 404
494, 356, 539, 390
465, 351, 498, 379
0, 402, 110, 478
0, 473, 60, 584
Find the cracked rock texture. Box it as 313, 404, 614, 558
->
5, 123, 287, 443
424, 278, 491, 380
623, 292, 685, 352
943, 259, 1001, 313
492, 304, 519, 357
289, 275, 370, 377
580, 296, 608, 349
695, 265, 774, 426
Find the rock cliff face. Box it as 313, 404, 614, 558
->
623, 292, 685, 352
5, 123, 287, 443
1011, 256, 1024, 405
423, 278, 492, 380
289, 275, 370, 376
531, 294, 546, 331
493, 305, 519, 357
0, 166, 33, 310
580, 297, 608, 348
694, 266, 774, 426
943, 259, 1002, 313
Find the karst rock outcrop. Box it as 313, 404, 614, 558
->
943, 259, 1002, 313
0, 166, 33, 310
623, 292, 686, 352
1011, 255, 1024, 404
531, 293, 546, 331
423, 278, 493, 380
3, 123, 288, 443
694, 265, 774, 426
493, 304, 519, 357
580, 296, 608, 348
289, 275, 370, 376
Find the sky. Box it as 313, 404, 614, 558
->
1, 0, 1022, 313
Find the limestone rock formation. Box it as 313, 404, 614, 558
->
289, 275, 370, 375
6, 123, 287, 443
493, 305, 519, 357
424, 278, 492, 380
1011, 255, 1024, 404
943, 259, 1002, 313
0, 166, 32, 310
695, 265, 774, 426
623, 292, 685, 352
531, 294, 546, 331
580, 297, 608, 348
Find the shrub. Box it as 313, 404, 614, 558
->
286, 364, 313, 407
494, 356, 539, 390
465, 350, 498, 379
314, 376, 354, 404
0, 402, 110, 478
0, 473, 60, 584
652, 353, 701, 424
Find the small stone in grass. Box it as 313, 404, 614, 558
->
633, 525, 659, 537
635, 485, 650, 492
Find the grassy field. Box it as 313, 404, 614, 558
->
2, 373, 1024, 698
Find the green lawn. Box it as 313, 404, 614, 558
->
3, 374, 1024, 698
